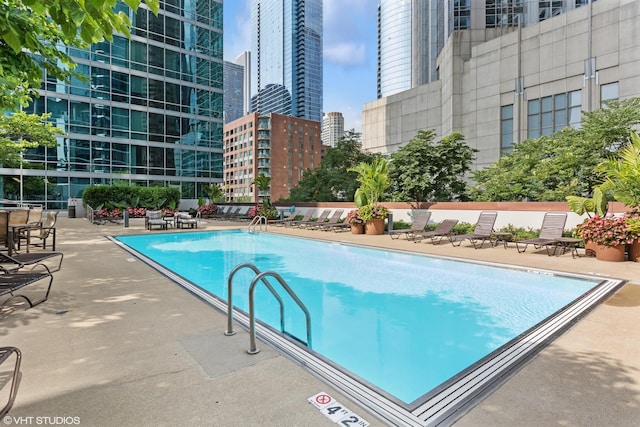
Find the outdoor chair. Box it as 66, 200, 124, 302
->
0, 346, 21, 417
16, 211, 58, 251
0, 251, 63, 273
288, 210, 316, 228
0, 264, 54, 309
314, 210, 346, 231
296, 209, 331, 229
515, 212, 568, 254
145, 210, 167, 230
389, 212, 432, 239
271, 209, 303, 227
449, 211, 498, 249
176, 212, 198, 229
409, 219, 459, 244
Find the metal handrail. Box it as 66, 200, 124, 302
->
225, 263, 283, 336
247, 270, 312, 354
248, 215, 267, 233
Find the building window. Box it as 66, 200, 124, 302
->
501, 105, 514, 154
527, 90, 581, 139
451, 0, 470, 31
538, 1, 564, 21
601, 82, 619, 107
486, 0, 522, 28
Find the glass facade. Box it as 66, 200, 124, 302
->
378, 0, 412, 98
1, 0, 224, 208
250, 0, 323, 123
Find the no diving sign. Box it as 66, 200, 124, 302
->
308, 392, 370, 426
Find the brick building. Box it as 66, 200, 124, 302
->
223, 113, 326, 202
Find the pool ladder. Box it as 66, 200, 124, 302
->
248, 216, 267, 233
225, 263, 312, 354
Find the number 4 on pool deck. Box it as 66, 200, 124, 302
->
307, 392, 369, 426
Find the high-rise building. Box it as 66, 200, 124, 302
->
250, 0, 323, 122
377, 0, 598, 99
377, 0, 444, 98
223, 113, 326, 202
321, 112, 345, 147
1, 0, 224, 209
365, 0, 632, 171
224, 51, 251, 124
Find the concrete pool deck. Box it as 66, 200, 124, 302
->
1, 216, 639, 426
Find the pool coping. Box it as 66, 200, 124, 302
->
109, 231, 627, 426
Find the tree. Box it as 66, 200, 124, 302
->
388, 130, 476, 205
0, 0, 160, 112
286, 130, 375, 202
0, 112, 62, 166
253, 173, 271, 204
469, 98, 640, 201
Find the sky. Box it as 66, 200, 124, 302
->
223, 0, 379, 132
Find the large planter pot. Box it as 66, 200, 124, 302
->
365, 218, 385, 235
584, 240, 598, 257
628, 239, 640, 262
350, 224, 364, 234
594, 244, 626, 262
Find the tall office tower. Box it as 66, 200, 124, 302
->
224, 57, 248, 124
321, 112, 345, 148
223, 113, 326, 202
377, 0, 444, 98
236, 51, 251, 117
2, 0, 224, 209
250, 0, 323, 122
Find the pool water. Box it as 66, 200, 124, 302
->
115, 230, 604, 406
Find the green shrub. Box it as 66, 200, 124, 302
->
82, 185, 181, 211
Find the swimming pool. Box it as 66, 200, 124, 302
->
114, 230, 624, 426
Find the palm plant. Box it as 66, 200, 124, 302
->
349, 157, 390, 207
596, 131, 640, 208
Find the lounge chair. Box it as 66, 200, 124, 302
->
271, 209, 303, 227
0, 265, 54, 309
0, 346, 21, 417
145, 210, 167, 230
0, 251, 64, 273
288, 210, 316, 228
315, 210, 346, 231
410, 219, 459, 244
176, 212, 198, 229
388, 212, 432, 240
449, 211, 498, 249
296, 209, 331, 229
515, 212, 568, 254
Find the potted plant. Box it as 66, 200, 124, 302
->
575, 215, 633, 261
566, 187, 608, 256
358, 203, 390, 235
626, 214, 640, 262
349, 157, 391, 235
345, 209, 365, 234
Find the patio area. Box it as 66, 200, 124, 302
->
2, 216, 640, 426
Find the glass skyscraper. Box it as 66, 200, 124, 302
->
1, 0, 224, 209
250, 0, 323, 123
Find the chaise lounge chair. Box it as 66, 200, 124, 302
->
0, 346, 21, 417
315, 210, 346, 231
296, 209, 332, 229
515, 212, 568, 254
0, 251, 64, 273
271, 209, 303, 226
0, 265, 54, 309
410, 219, 459, 244
389, 212, 432, 240
449, 211, 498, 249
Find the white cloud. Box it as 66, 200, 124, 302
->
324, 42, 367, 67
